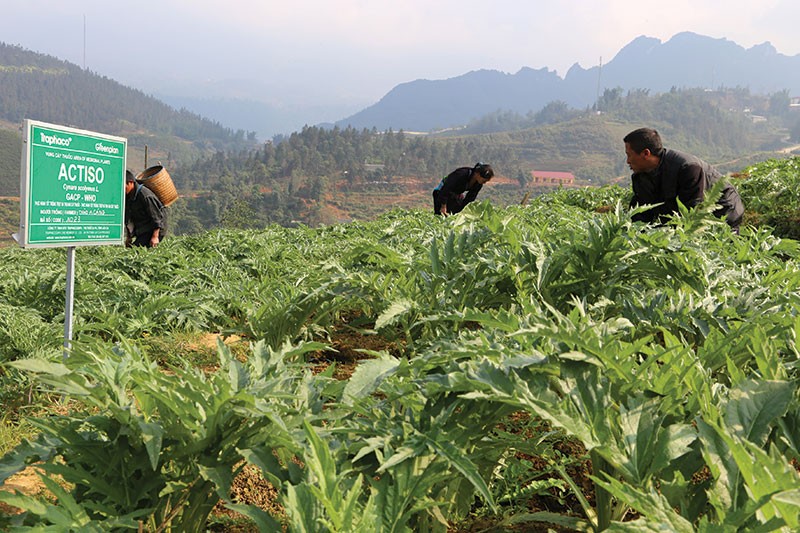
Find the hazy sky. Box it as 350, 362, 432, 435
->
2, 0, 799, 122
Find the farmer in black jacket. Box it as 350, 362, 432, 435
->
432, 163, 494, 216
624, 128, 744, 232
125, 170, 167, 247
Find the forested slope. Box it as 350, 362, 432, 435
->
0, 42, 256, 195
0, 129, 19, 196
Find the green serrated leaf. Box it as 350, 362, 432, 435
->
375, 299, 414, 330
138, 421, 164, 471
343, 354, 399, 405
9, 358, 71, 376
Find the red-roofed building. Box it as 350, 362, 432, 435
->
530, 170, 576, 186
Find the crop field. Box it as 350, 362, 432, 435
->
2, 158, 800, 531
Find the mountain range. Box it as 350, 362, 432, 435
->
335, 32, 800, 132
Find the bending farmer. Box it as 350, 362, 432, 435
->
125, 170, 167, 247
624, 128, 744, 232
432, 163, 494, 216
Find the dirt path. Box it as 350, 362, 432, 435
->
716, 144, 800, 168
778, 144, 800, 154
0, 467, 47, 515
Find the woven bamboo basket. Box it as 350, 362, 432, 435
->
136, 165, 178, 207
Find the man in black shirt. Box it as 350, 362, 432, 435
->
624, 128, 744, 232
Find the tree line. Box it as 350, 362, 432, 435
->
168, 126, 519, 231
464, 87, 798, 152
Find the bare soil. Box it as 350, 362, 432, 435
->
0, 466, 47, 515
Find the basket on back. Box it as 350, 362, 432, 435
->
136, 165, 179, 207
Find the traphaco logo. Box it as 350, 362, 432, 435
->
40, 132, 72, 147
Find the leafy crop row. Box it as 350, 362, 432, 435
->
1, 159, 800, 531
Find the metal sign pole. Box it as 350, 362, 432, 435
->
63, 246, 76, 358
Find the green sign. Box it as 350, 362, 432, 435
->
18, 120, 127, 247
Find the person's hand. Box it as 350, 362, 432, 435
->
440, 205, 448, 216
150, 228, 161, 247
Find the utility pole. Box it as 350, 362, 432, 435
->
83, 15, 86, 69
595, 56, 603, 112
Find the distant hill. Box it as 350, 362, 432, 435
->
1, 36, 798, 237
0, 42, 257, 195
337, 32, 800, 131
155, 94, 363, 142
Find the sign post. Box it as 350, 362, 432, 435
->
16, 120, 127, 356
64, 246, 76, 353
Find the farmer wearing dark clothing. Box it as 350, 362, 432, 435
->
624, 128, 744, 232
432, 163, 494, 216
125, 170, 166, 247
